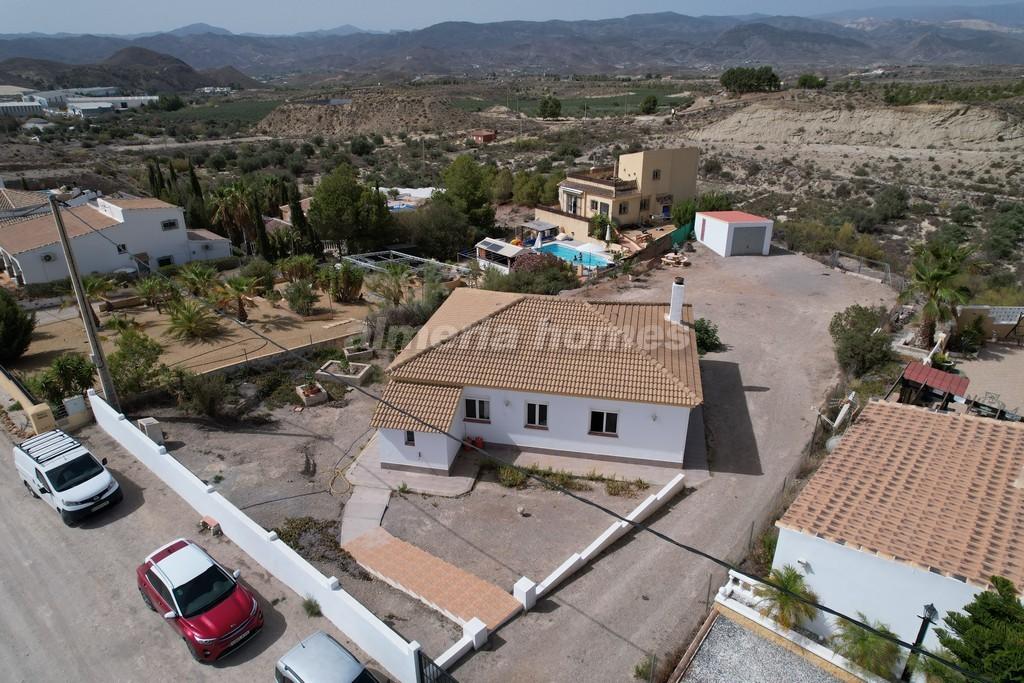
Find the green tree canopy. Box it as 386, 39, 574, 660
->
829, 304, 893, 376
640, 95, 658, 114
442, 155, 495, 230
538, 95, 562, 118
0, 288, 35, 364
308, 165, 396, 253
720, 66, 781, 94
935, 576, 1024, 683
797, 74, 827, 89
398, 195, 475, 260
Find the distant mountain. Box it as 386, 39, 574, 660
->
6, 10, 1024, 76
0, 47, 260, 92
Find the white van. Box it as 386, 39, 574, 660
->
14, 430, 123, 525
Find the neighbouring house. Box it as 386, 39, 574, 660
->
279, 196, 313, 224
369, 278, 705, 475
0, 182, 102, 225
21, 117, 54, 131
473, 237, 525, 274
0, 197, 230, 285
534, 147, 699, 243
772, 399, 1024, 648
469, 129, 497, 144
694, 211, 774, 257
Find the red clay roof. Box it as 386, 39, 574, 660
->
903, 361, 970, 397
698, 211, 770, 223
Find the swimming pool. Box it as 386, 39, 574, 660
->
539, 242, 612, 269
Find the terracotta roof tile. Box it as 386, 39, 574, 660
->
370, 382, 463, 432
386, 289, 702, 408
779, 400, 1024, 589
0, 187, 47, 212
0, 205, 119, 255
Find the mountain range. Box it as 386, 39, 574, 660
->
6, 6, 1024, 78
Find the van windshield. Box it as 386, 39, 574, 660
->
47, 454, 104, 492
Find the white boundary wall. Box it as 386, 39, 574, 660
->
88, 390, 421, 683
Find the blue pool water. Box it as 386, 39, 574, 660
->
539, 242, 612, 269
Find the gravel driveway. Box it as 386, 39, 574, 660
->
447, 247, 894, 681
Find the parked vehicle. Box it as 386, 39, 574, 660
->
137, 538, 264, 662
276, 631, 378, 683
13, 429, 123, 525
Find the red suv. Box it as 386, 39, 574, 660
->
137, 538, 264, 662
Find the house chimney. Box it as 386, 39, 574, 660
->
668, 277, 685, 324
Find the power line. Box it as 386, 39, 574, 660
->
58, 202, 988, 682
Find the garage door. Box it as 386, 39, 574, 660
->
730, 225, 766, 255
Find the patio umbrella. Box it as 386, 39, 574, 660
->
534, 233, 543, 249
605, 224, 612, 242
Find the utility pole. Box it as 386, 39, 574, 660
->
48, 196, 120, 410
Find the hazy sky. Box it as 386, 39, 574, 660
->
3, 0, 1002, 35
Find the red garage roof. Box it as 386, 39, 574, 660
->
903, 361, 970, 396
698, 211, 770, 223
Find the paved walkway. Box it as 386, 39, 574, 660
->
343, 527, 521, 630
339, 485, 391, 544
486, 443, 689, 487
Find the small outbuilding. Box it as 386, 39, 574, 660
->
695, 211, 774, 257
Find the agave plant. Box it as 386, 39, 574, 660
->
753, 564, 819, 630
165, 299, 221, 341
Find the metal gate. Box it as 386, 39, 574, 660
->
729, 225, 765, 255
417, 650, 459, 683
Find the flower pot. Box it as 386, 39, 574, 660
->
295, 382, 328, 407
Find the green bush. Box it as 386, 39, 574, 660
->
797, 73, 827, 89
284, 279, 317, 316
29, 353, 95, 404
240, 257, 277, 292
0, 289, 36, 364
108, 330, 164, 397
498, 465, 527, 488
694, 318, 723, 355
208, 256, 241, 271
829, 305, 893, 377
177, 372, 230, 419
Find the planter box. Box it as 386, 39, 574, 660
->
295, 382, 328, 407
315, 360, 372, 386
343, 346, 374, 362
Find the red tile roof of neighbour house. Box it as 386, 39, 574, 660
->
903, 361, 970, 397
698, 211, 770, 223
102, 197, 175, 210
0, 205, 119, 254
0, 187, 47, 212
383, 288, 703, 408
778, 400, 1024, 589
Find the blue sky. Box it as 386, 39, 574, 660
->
3, 0, 1004, 35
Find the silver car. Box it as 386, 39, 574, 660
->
275, 631, 378, 683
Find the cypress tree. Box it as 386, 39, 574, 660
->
187, 158, 204, 202
251, 194, 271, 258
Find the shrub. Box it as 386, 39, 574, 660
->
829, 305, 893, 377
240, 257, 276, 292
831, 613, 901, 678
166, 300, 222, 341
482, 262, 578, 295
0, 288, 35, 364
694, 318, 723, 354
639, 95, 658, 114
208, 256, 241, 271
796, 73, 827, 89
498, 465, 527, 488
278, 254, 318, 282
302, 596, 322, 617
284, 279, 317, 316
176, 372, 230, 419
108, 330, 163, 397
29, 353, 95, 404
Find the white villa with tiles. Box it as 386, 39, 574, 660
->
370, 278, 705, 475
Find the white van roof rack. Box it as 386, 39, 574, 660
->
18, 430, 86, 465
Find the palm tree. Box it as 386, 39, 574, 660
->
901, 243, 973, 348
136, 276, 175, 314
215, 276, 259, 323
80, 275, 114, 328
209, 182, 254, 249
177, 262, 218, 297
754, 565, 819, 630
831, 613, 901, 678
366, 263, 411, 307
166, 299, 221, 341
105, 313, 141, 336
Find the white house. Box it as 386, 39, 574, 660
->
0, 197, 230, 285
370, 279, 705, 475
773, 400, 1024, 649
694, 211, 774, 257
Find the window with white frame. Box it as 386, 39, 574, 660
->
526, 402, 548, 428
160, 219, 179, 230
404, 431, 415, 446
589, 410, 618, 435
465, 398, 490, 422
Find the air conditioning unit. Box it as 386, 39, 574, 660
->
202, 244, 211, 251
41, 253, 55, 262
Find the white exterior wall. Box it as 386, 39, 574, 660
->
7, 202, 224, 284
773, 528, 982, 648
695, 213, 774, 257
378, 428, 461, 472
189, 237, 231, 260
458, 387, 689, 464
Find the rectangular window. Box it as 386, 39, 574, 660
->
526, 403, 548, 428
465, 398, 490, 422
157, 256, 174, 267
652, 169, 661, 181
639, 198, 650, 211
618, 202, 629, 215
599, 202, 610, 217
160, 219, 179, 230
116, 243, 127, 254
404, 431, 415, 446
589, 410, 618, 436
589, 199, 598, 211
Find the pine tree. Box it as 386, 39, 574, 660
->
187, 158, 204, 203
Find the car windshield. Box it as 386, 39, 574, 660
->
172, 565, 236, 618
47, 454, 104, 492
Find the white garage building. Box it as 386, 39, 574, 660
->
773, 400, 1024, 649
0, 197, 231, 285
694, 211, 774, 257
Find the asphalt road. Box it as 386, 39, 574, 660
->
0, 423, 378, 682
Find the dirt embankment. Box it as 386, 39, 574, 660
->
255, 92, 484, 137
691, 101, 1024, 151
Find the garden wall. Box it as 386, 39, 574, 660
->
87, 389, 421, 682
